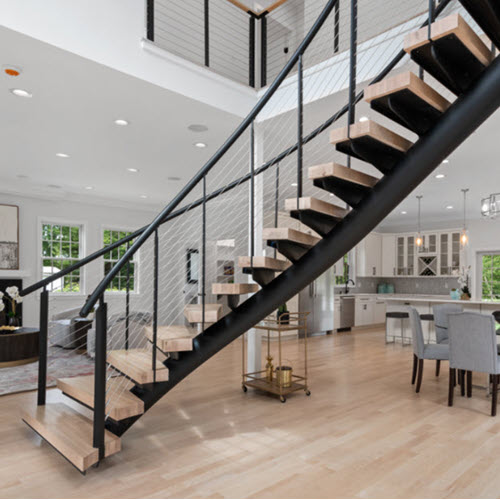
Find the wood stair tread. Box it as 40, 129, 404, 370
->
404, 13, 492, 67
262, 227, 321, 246
330, 120, 413, 153
144, 325, 196, 352
22, 403, 121, 472
284, 196, 349, 219
238, 256, 290, 271
184, 303, 223, 324
212, 283, 259, 295
308, 163, 379, 187
365, 71, 450, 113
57, 375, 144, 421
107, 349, 169, 385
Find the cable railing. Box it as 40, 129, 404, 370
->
20, 0, 482, 462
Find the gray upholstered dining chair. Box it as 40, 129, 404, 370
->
408, 307, 449, 393
432, 304, 464, 376
448, 312, 500, 416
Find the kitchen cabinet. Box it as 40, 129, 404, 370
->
381, 234, 396, 276
374, 299, 387, 324
356, 233, 382, 277
396, 235, 415, 276
355, 297, 374, 326
334, 297, 341, 330
439, 232, 461, 275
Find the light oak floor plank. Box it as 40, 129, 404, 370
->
3, 329, 500, 497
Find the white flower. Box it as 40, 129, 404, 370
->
0, 302, 4, 312
5, 286, 19, 299
15, 296, 22, 304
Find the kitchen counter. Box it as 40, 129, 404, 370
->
337, 293, 500, 306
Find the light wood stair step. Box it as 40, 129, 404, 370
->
330, 120, 413, 174
144, 325, 196, 352
284, 197, 349, 237
364, 71, 451, 135
404, 13, 493, 95
57, 375, 144, 421
22, 403, 121, 472
308, 162, 379, 208
263, 228, 321, 263
107, 349, 169, 385
184, 303, 223, 324
212, 283, 259, 295
238, 256, 290, 271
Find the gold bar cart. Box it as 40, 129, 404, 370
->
241, 312, 310, 403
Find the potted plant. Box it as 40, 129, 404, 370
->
4, 286, 22, 327
277, 303, 289, 324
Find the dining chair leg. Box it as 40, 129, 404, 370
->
491, 374, 498, 417
411, 354, 418, 385
466, 371, 472, 398
454, 369, 457, 387
460, 370, 466, 397
435, 360, 441, 377
416, 358, 424, 393
448, 368, 455, 407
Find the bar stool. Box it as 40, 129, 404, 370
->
420, 313, 434, 343
386, 311, 409, 344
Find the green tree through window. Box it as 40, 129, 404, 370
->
103, 230, 137, 292
42, 223, 82, 292
482, 253, 500, 301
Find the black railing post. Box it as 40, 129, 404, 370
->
146, 0, 154, 42
125, 240, 130, 351
202, 175, 207, 331
428, 0, 435, 39
274, 163, 280, 258
204, 0, 210, 67
261, 14, 268, 87
297, 55, 304, 202
347, 0, 357, 168
250, 122, 255, 266
37, 287, 48, 406
334, 1, 340, 54
153, 229, 159, 382
93, 296, 107, 460
249, 16, 256, 87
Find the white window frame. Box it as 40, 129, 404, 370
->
38, 217, 86, 295
101, 225, 140, 295
476, 250, 500, 302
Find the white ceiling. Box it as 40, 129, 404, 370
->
0, 26, 241, 210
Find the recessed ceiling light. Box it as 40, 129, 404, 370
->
127, 168, 139, 173
291, 182, 298, 187
114, 119, 129, 126
194, 142, 207, 148
56, 153, 70, 158
435, 174, 445, 179
139, 194, 148, 199
401, 211, 407, 215
188, 124, 208, 133
446, 205, 453, 210
329, 193, 334, 197
10, 88, 32, 98
168, 176, 181, 181
442, 159, 449, 164
359, 116, 369, 122
85, 186, 94, 190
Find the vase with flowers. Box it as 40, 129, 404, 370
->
2, 286, 23, 327
454, 266, 472, 300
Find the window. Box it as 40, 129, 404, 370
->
335, 254, 351, 285
103, 229, 137, 292
42, 223, 82, 292
481, 253, 500, 301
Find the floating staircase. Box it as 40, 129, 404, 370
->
21, 2, 500, 472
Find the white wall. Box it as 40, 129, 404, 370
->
0, 192, 158, 326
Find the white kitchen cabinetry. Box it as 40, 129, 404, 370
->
396, 235, 415, 276
355, 297, 374, 326
374, 299, 387, 324
334, 297, 341, 330
381, 234, 396, 276
356, 233, 382, 277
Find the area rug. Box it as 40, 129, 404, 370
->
0, 346, 94, 396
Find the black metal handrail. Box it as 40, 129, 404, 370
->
20, 0, 453, 301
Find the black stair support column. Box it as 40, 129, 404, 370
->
107, 55, 500, 438
146, 0, 154, 42
260, 14, 267, 87
347, 0, 357, 169
429, 44, 463, 95
37, 288, 49, 406
250, 121, 255, 270
274, 163, 279, 259
249, 15, 256, 88
125, 240, 130, 350
93, 297, 107, 460
334, 0, 340, 54
297, 54, 304, 203
387, 95, 428, 136
153, 229, 159, 382
428, 0, 435, 39
204, 0, 210, 67
202, 174, 207, 332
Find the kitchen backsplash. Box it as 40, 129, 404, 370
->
342, 277, 460, 295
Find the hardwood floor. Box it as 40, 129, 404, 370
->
2, 328, 500, 498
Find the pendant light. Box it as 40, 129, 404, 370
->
461, 188, 469, 247
416, 195, 423, 247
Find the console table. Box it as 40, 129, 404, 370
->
0, 327, 39, 367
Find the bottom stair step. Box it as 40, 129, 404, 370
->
57, 375, 144, 421
22, 403, 121, 472
107, 349, 169, 385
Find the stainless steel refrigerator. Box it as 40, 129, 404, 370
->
298, 267, 335, 336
